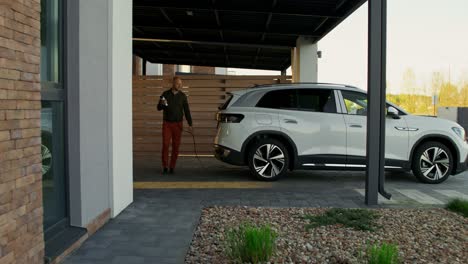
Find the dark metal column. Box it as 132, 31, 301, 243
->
142, 59, 147, 76
366, 0, 391, 205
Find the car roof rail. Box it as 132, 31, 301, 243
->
252, 82, 359, 89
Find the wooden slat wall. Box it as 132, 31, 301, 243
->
133, 75, 292, 161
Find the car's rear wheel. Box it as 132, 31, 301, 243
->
412, 141, 453, 184
247, 139, 289, 181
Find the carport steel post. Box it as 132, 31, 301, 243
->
366, 0, 391, 205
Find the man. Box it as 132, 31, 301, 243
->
157, 76, 193, 174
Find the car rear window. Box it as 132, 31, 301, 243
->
297, 89, 336, 113
256, 89, 297, 109
257, 89, 337, 113
219, 94, 233, 110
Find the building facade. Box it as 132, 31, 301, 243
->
0, 0, 323, 262
1, 0, 134, 263
1, 1, 230, 262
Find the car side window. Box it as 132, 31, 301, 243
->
256, 89, 297, 109
341, 91, 368, 116
341, 91, 406, 116
297, 89, 337, 113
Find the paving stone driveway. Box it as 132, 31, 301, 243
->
64, 158, 468, 264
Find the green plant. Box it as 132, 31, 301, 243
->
446, 198, 468, 217
367, 242, 400, 264
224, 223, 277, 264
304, 208, 379, 231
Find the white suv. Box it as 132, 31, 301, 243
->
214, 84, 468, 183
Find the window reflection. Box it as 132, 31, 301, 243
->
41, 0, 61, 84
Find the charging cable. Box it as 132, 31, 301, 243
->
183, 129, 205, 168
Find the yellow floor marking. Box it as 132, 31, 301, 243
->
133, 181, 272, 189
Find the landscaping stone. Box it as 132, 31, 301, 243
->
185, 206, 468, 264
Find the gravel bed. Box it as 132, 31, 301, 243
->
185, 207, 467, 264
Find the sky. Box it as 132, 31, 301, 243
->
229, 0, 468, 95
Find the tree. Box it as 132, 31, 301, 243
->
459, 84, 468, 107
430, 72, 445, 115
402, 69, 417, 94
458, 73, 468, 106
439, 82, 459, 107
401, 69, 418, 113
431, 71, 444, 97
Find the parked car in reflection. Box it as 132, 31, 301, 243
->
41, 108, 52, 178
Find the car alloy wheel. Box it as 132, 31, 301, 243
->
419, 147, 450, 181
42, 144, 52, 176
252, 143, 285, 178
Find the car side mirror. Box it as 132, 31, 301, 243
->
387, 106, 400, 119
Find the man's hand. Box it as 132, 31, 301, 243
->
188, 126, 194, 133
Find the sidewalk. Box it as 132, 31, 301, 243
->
64, 158, 468, 264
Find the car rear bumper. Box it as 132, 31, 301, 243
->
214, 145, 244, 166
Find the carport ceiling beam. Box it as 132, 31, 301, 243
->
212, 0, 224, 41
133, 38, 292, 50
142, 49, 287, 61
133, 5, 343, 18
133, 24, 321, 38
186, 43, 203, 63
314, 17, 329, 33
253, 48, 261, 67
133, 26, 163, 49
261, 0, 277, 41
224, 46, 230, 67
144, 55, 283, 69
159, 7, 184, 38
336, 0, 351, 11
133, 26, 145, 36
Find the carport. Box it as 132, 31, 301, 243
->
132, 0, 389, 205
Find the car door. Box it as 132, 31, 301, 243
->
339, 90, 409, 168
276, 88, 347, 167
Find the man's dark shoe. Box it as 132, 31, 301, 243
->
163, 168, 168, 174
169, 168, 174, 174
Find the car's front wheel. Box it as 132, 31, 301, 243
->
412, 141, 453, 184
247, 139, 289, 181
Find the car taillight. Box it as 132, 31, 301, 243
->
216, 113, 244, 123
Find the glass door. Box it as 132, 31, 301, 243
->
41, 101, 66, 229
41, 0, 67, 232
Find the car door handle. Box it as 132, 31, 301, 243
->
395, 126, 419, 131
284, 119, 298, 124
349, 124, 362, 128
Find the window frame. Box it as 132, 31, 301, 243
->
40, 0, 71, 236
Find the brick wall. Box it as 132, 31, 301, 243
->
0, 0, 44, 264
